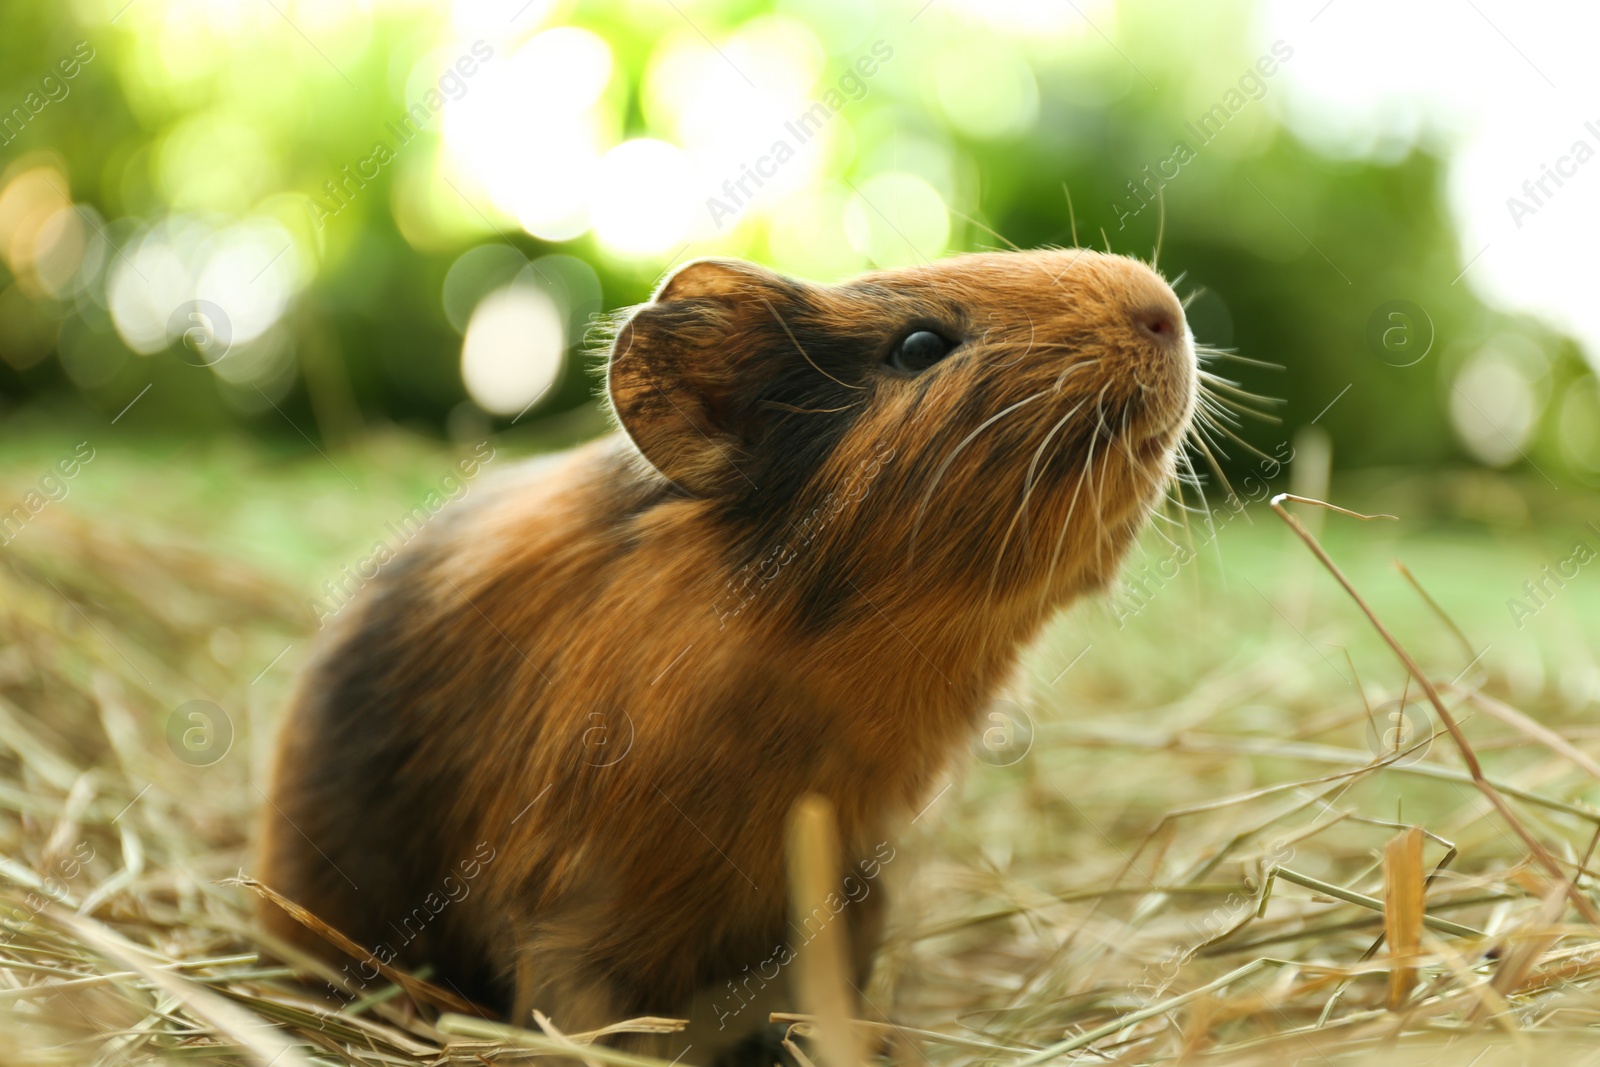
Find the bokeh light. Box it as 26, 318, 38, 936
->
932, 40, 1039, 140
767, 185, 866, 280
1448, 340, 1547, 468
844, 172, 950, 268
0, 0, 1589, 483
107, 216, 302, 355
0, 162, 80, 301
591, 139, 699, 256
1557, 376, 1600, 475
460, 283, 565, 416
444, 26, 617, 243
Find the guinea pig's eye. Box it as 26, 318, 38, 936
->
889, 329, 953, 373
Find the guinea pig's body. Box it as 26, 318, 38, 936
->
258, 250, 1195, 1058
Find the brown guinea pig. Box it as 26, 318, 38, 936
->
256, 248, 1195, 1060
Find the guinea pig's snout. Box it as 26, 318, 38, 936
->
1119, 278, 1188, 358
1097, 258, 1195, 440
1112, 264, 1193, 379
1133, 304, 1182, 349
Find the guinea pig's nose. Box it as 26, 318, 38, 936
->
1120, 278, 1187, 356
1135, 306, 1181, 346
1076, 252, 1189, 358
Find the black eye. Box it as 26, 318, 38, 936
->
889, 330, 952, 373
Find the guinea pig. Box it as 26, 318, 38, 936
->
256, 248, 1195, 1061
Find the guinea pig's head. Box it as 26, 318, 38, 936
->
606, 249, 1195, 613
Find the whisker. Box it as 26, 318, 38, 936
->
1146, 507, 1186, 531
1196, 413, 1278, 462
1197, 370, 1284, 402
1194, 368, 1253, 390
1175, 446, 1211, 533
1052, 359, 1095, 392
759, 400, 866, 415
977, 425, 1075, 656
1206, 400, 1280, 426
908, 391, 1050, 567
1047, 443, 1096, 591
1198, 384, 1281, 424
1170, 466, 1206, 491
1190, 415, 1235, 460
980, 311, 1036, 370
1195, 348, 1284, 371
758, 296, 861, 391
1162, 491, 1212, 517
1019, 399, 1092, 541
1047, 384, 1113, 588
1152, 184, 1166, 271
1195, 397, 1247, 431
1199, 388, 1277, 414
1088, 387, 1114, 566
1168, 473, 1198, 567
1176, 438, 1226, 581
978, 396, 1105, 653
1197, 386, 1282, 418
1186, 425, 1244, 521
951, 208, 1024, 254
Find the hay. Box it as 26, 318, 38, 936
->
2, 445, 1599, 1065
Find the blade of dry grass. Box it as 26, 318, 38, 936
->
227, 874, 492, 1018
534, 1008, 607, 1067
1270, 493, 1599, 925
1010, 959, 1273, 1065
787, 794, 866, 1067
1451, 685, 1600, 782
1256, 865, 1481, 939
1486, 881, 1568, 1009
437, 1014, 692, 1067
1392, 560, 1479, 666
769, 1013, 1036, 1054
1058, 726, 1600, 824
49, 906, 317, 1067
1383, 828, 1424, 1009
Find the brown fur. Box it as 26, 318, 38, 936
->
257, 249, 1194, 1058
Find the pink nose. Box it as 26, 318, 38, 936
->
1106, 256, 1187, 354
1134, 305, 1182, 348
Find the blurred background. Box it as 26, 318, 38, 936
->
1, 0, 1597, 482
6, 4, 1600, 1061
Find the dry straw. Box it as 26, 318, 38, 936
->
1, 484, 1598, 1065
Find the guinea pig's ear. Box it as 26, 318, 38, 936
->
606, 258, 785, 495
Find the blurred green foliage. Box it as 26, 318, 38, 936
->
0, 0, 1594, 484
